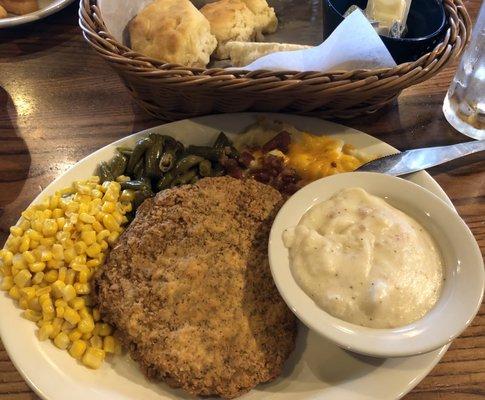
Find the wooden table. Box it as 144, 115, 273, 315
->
0, 1, 483, 398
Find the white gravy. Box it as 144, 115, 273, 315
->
283, 187, 443, 328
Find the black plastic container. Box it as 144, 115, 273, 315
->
323, 0, 447, 64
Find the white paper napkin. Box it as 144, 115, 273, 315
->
242, 10, 396, 71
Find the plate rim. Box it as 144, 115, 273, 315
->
0, 112, 454, 400
0, 0, 75, 28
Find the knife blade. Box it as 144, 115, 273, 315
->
357, 140, 485, 176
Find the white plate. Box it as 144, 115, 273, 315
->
0, 0, 74, 28
0, 113, 454, 400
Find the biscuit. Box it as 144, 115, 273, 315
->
0, 0, 38, 15
201, 0, 257, 59
129, 0, 217, 68
241, 0, 278, 33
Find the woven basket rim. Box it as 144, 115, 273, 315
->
79, 0, 471, 82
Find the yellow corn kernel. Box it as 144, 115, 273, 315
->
82, 347, 105, 369
82, 331, 93, 340
39, 250, 53, 262
22, 309, 42, 322
39, 237, 56, 247
30, 262, 46, 273
51, 244, 64, 260
92, 308, 101, 322
66, 269, 76, 285
96, 230, 110, 242
86, 259, 100, 268
79, 213, 96, 224
107, 231, 120, 245
86, 243, 101, 258
1, 276, 14, 291
0, 250, 13, 266
92, 220, 103, 233
70, 297, 85, 310
32, 272, 44, 285
79, 307, 91, 320
121, 203, 132, 213
20, 287, 36, 300
62, 284, 76, 302
52, 208, 63, 219
96, 323, 112, 337
19, 298, 29, 309
112, 211, 124, 225
56, 217, 66, 230
41, 298, 54, 313
14, 269, 32, 288
9, 226, 23, 237
102, 214, 119, 232
51, 280, 66, 298
42, 219, 58, 237
103, 336, 116, 353
38, 323, 54, 341
9, 285, 21, 300
101, 202, 116, 213
99, 240, 108, 251
28, 297, 41, 312
44, 270, 58, 283
62, 320, 76, 332
90, 189, 103, 199
66, 202, 79, 213
56, 306, 65, 318
120, 189, 135, 203
81, 231, 96, 246
63, 247, 76, 264
90, 335, 103, 349
78, 317, 95, 334
64, 307, 81, 325
36, 286, 51, 297
69, 329, 83, 342
77, 270, 89, 284
6, 236, 20, 253
21, 209, 34, 220
116, 175, 130, 183
18, 236, 30, 253
54, 298, 67, 308
58, 267, 67, 283
74, 241, 87, 255
22, 251, 36, 264
69, 339, 87, 359
53, 332, 70, 350
74, 283, 90, 295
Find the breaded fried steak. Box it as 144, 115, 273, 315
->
93, 177, 297, 398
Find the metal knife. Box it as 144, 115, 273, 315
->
356, 140, 485, 176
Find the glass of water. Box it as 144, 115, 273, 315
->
443, 2, 485, 139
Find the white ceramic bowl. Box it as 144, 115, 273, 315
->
269, 172, 484, 358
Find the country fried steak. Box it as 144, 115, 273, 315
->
93, 176, 297, 398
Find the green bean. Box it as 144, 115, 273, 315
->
121, 180, 151, 191
116, 147, 133, 157
109, 152, 128, 178
133, 187, 154, 209
145, 135, 165, 178
213, 132, 232, 149
133, 158, 145, 180
159, 148, 177, 172
126, 137, 152, 175
156, 171, 175, 191
172, 155, 204, 175
186, 145, 227, 161
189, 175, 199, 184
170, 169, 197, 187
97, 162, 114, 183
198, 159, 212, 177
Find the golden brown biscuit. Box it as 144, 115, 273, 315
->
201, 0, 257, 59
129, 0, 217, 68
0, 0, 38, 15
240, 0, 278, 33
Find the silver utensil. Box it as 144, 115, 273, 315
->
357, 140, 485, 176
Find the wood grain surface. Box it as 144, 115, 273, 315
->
0, 1, 483, 399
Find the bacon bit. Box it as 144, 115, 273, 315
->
262, 131, 291, 153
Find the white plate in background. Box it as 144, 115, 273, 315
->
0, 0, 74, 28
0, 113, 456, 400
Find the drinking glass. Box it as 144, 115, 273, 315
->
443, 2, 485, 139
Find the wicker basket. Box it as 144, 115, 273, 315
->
79, 0, 471, 121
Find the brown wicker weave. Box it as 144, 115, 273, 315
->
79, 0, 471, 121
